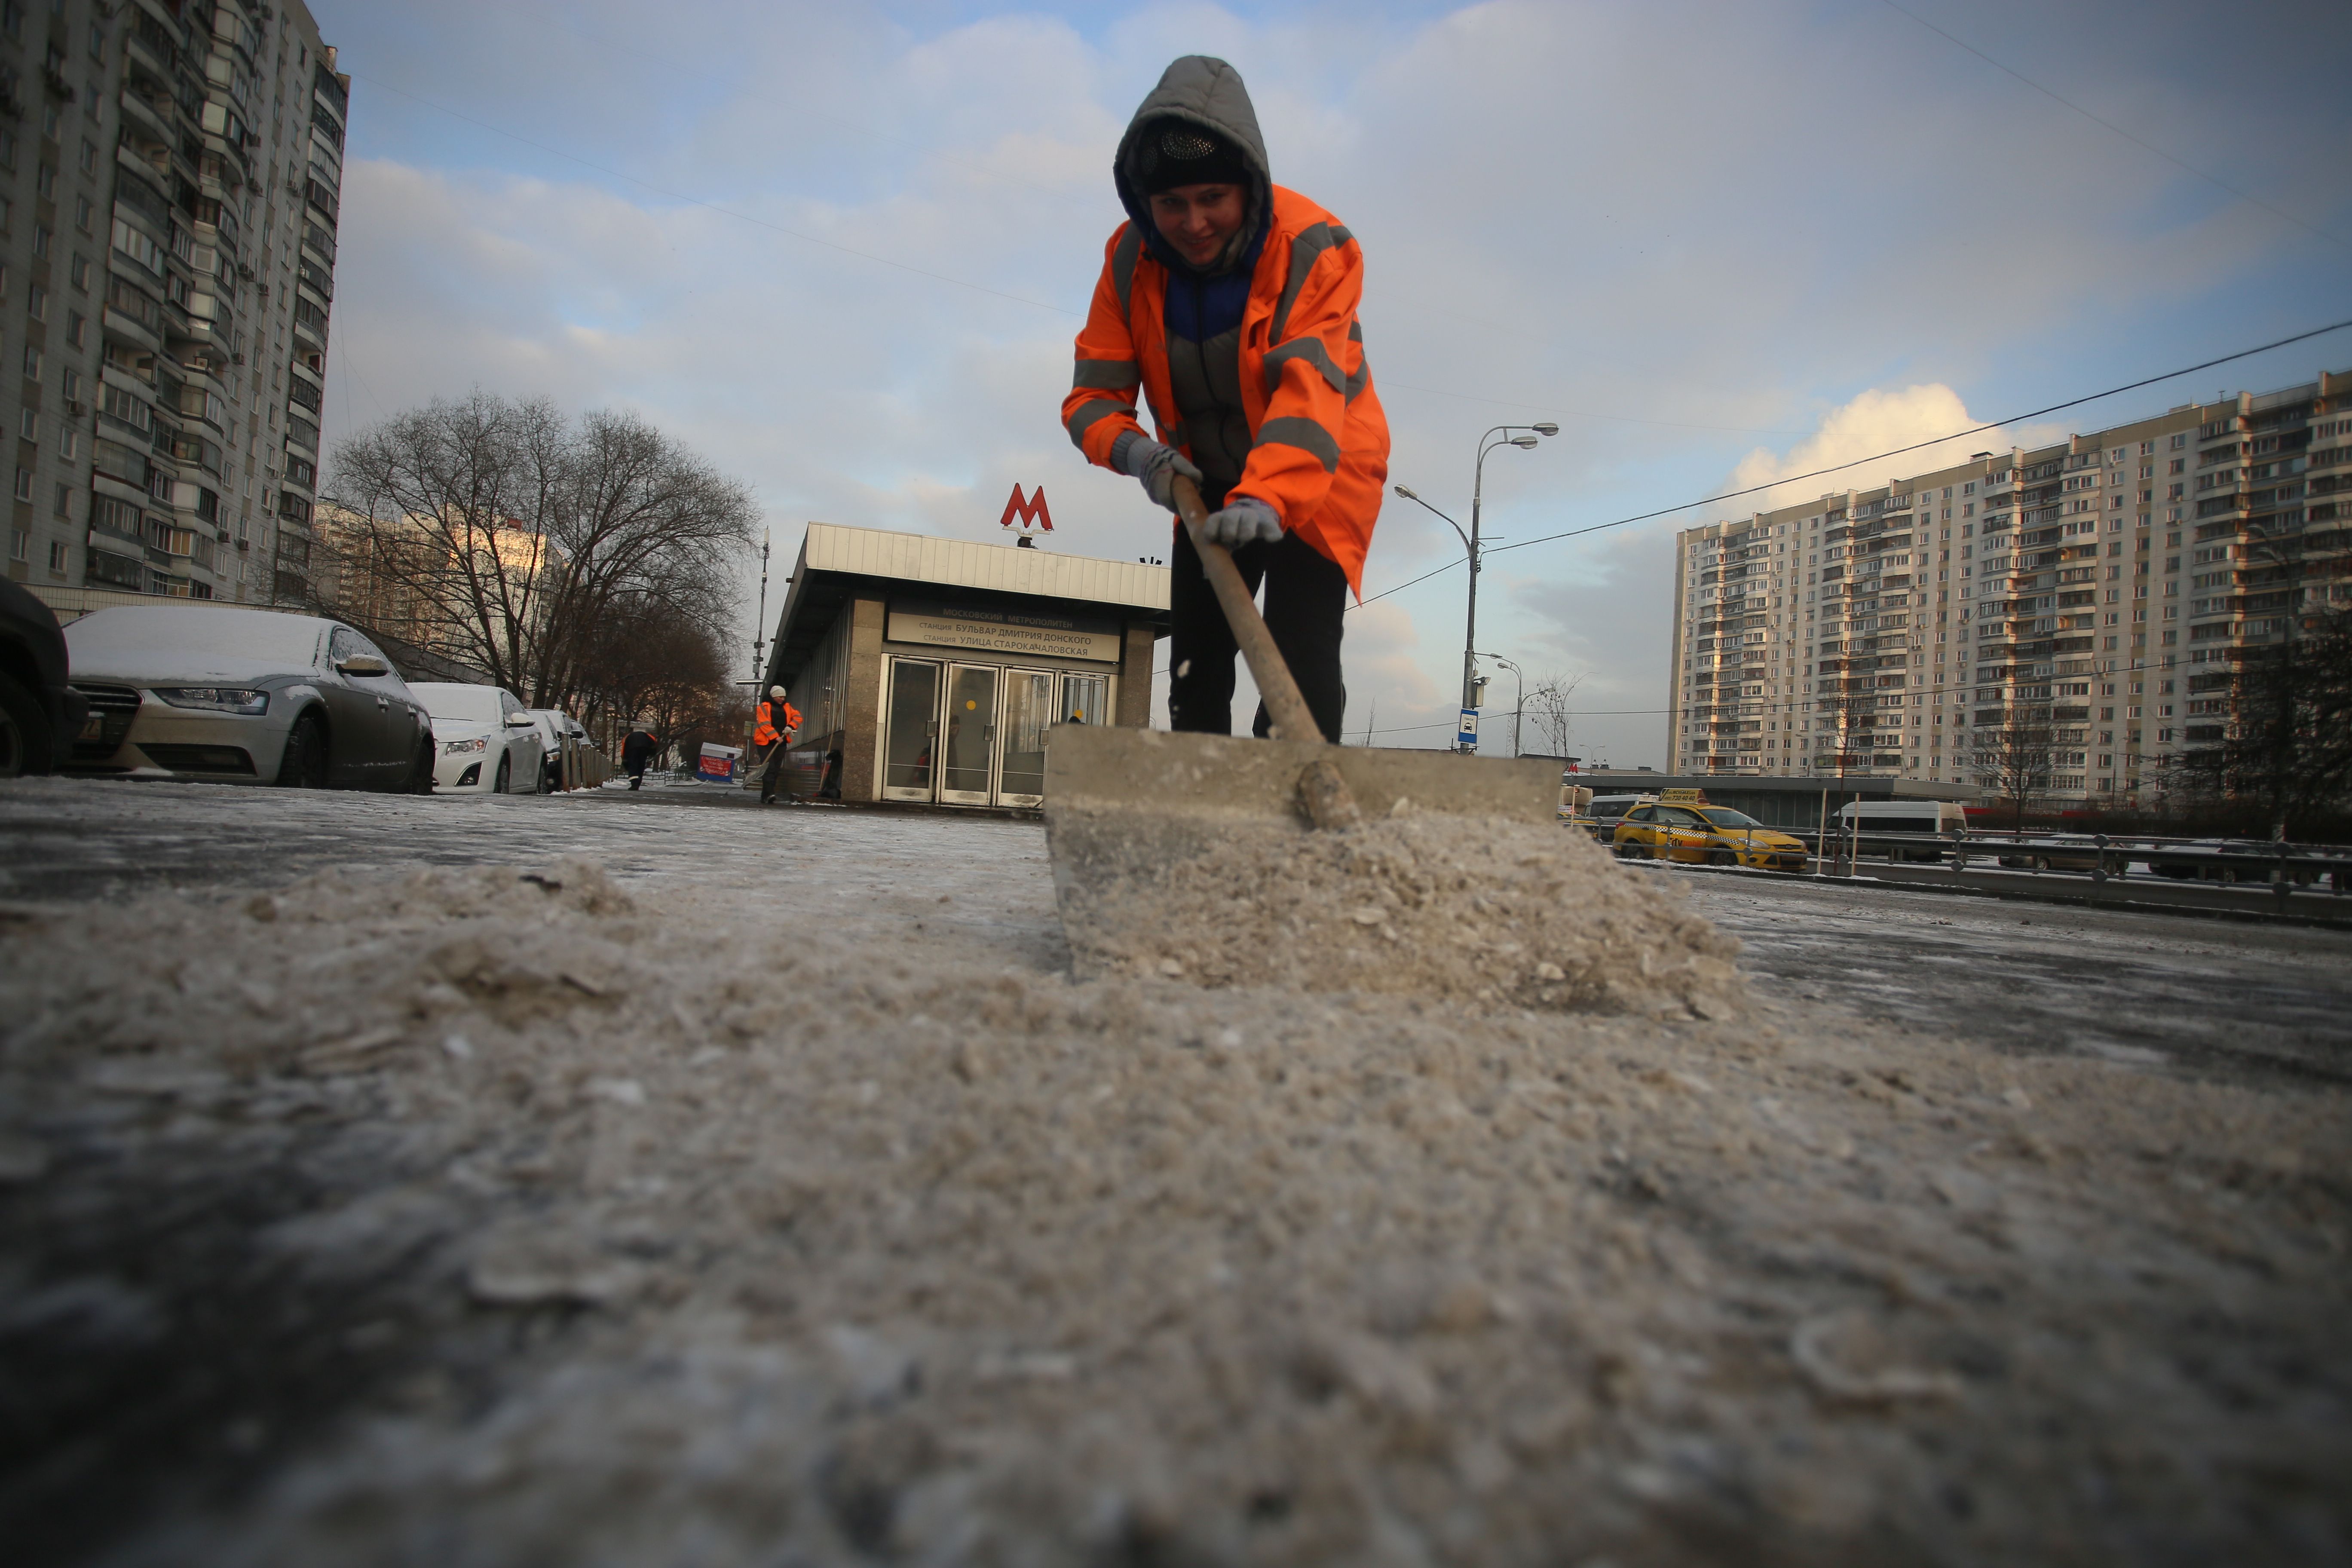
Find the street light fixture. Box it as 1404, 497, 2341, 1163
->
1475, 652, 1523, 756
1390, 423, 1555, 750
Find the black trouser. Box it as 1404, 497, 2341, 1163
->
758, 741, 790, 800
1167, 523, 1347, 742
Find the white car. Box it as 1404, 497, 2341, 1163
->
63, 605, 433, 790
410, 683, 548, 795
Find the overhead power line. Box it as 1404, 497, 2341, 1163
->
1351, 315, 2352, 609
1880, 0, 2346, 252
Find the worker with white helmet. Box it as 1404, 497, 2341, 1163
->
753, 684, 802, 805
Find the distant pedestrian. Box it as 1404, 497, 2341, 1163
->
621, 726, 660, 790
755, 685, 802, 805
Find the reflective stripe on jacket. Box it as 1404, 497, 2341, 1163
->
1060, 186, 1390, 593
754, 701, 800, 747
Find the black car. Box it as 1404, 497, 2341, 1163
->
0, 579, 88, 777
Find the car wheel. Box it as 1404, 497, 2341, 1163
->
2031, 855, 2052, 872
494, 752, 512, 794
405, 734, 435, 795
538, 757, 557, 794
0, 668, 54, 778
1706, 848, 1733, 867
275, 711, 328, 788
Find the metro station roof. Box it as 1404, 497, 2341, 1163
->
764, 524, 1171, 689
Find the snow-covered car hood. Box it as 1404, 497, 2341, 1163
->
67, 653, 315, 689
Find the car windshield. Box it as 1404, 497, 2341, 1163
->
1697, 808, 1763, 829
413, 685, 504, 724
64, 606, 322, 665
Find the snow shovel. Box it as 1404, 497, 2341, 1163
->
1041, 475, 1562, 973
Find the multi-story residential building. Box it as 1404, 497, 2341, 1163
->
1667, 368, 2352, 807
0, 0, 343, 613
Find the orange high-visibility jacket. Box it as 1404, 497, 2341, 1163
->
1060, 187, 1390, 593
753, 699, 799, 747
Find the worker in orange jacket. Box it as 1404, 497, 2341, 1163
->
754, 684, 801, 805
1061, 55, 1388, 744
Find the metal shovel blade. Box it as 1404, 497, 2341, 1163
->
1042, 725, 1562, 977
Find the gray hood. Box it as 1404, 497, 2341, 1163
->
1115, 56, 1271, 276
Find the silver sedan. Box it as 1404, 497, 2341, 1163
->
62, 605, 433, 790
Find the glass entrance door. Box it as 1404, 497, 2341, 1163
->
1061, 672, 1110, 727
940, 664, 999, 805
882, 658, 940, 801
998, 668, 1055, 805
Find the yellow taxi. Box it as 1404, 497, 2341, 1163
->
1612, 790, 1810, 872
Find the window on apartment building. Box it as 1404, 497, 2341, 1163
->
52, 482, 69, 517
72, 194, 90, 233
31, 223, 48, 259
76, 138, 93, 176
25, 282, 43, 322
12, 468, 30, 503
47, 537, 66, 572
21, 344, 39, 377
15, 407, 32, 441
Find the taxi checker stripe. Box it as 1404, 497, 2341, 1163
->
1269, 222, 1352, 343
1065, 396, 1130, 448
1072, 357, 1141, 390
1255, 415, 1341, 472
1262, 337, 1342, 396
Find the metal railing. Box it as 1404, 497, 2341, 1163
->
1784, 826, 2350, 896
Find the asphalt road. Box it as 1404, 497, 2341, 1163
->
5, 775, 2348, 1087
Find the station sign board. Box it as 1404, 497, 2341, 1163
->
888, 599, 1121, 664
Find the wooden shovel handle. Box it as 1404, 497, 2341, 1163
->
1172, 475, 1327, 745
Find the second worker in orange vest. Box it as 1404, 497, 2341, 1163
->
754, 686, 801, 805
1061, 56, 1389, 744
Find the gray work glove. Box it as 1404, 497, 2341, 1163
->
1201, 495, 1283, 547
1115, 432, 1204, 512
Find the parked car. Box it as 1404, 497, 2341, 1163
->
62, 605, 432, 790
0, 578, 87, 776
525, 707, 610, 791
2147, 838, 2323, 885
1990, 837, 2104, 873
411, 682, 548, 794
1578, 792, 1657, 843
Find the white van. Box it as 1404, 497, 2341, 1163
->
1832, 799, 1970, 860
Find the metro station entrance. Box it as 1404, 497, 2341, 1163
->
881, 656, 1113, 807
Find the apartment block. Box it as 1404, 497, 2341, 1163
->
1667, 367, 2352, 806
0, 0, 343, 612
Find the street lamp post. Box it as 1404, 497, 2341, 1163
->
1393, 422, 1555, 752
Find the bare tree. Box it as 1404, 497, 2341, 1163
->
1519, 672, 1583, 758
1973, 704, 2055, 832
323, 393, 756, 709
2170, 606, 2352, 839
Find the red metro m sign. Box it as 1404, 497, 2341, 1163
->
999, 484, 1053, 533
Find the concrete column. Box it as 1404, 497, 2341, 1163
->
840, 597, 888, 801
1116, 622, 1158, 728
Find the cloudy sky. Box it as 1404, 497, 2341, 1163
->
308, 0, 2352, 763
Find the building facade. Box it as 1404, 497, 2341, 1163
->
0, 0, 342, 614
1668, 368, 2351, 807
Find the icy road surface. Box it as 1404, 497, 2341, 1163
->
4, 776, 2346, 1087
3, 776, 2349, 1566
